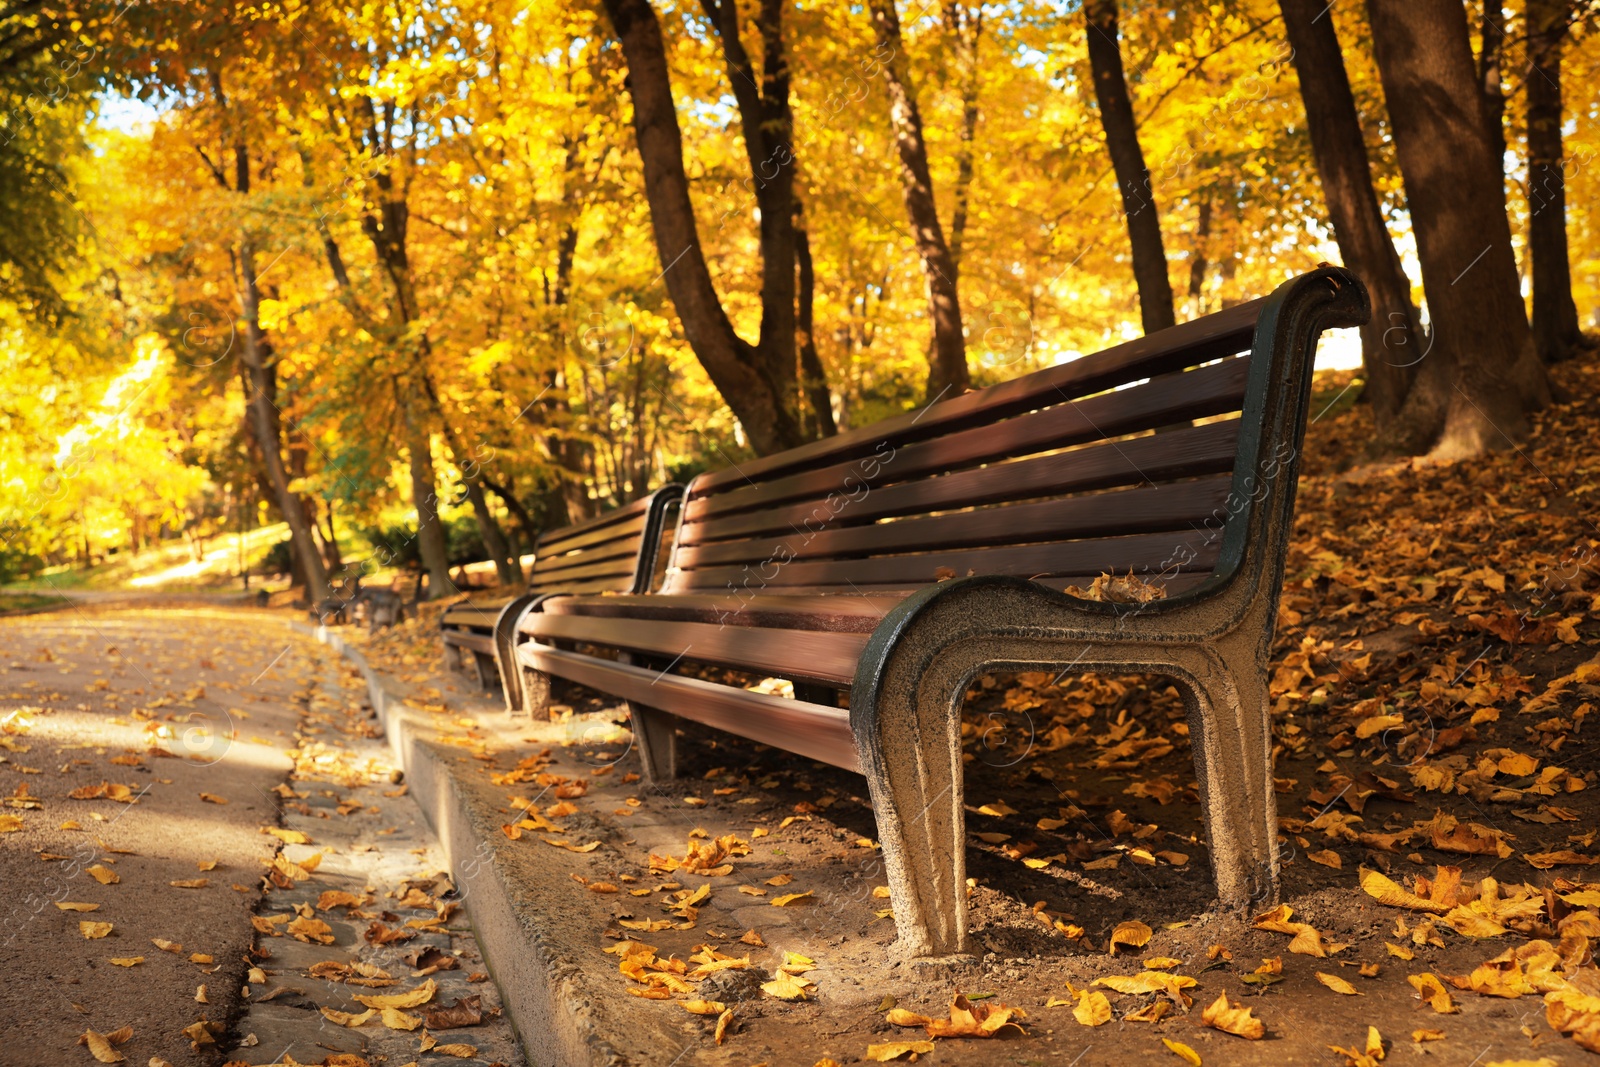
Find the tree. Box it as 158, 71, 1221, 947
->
1526, 0, 1590, 363
1279, 0, 1424, 419
868, 0, 970, 400
1366, 0, 1550, 456
1085, 0, 1175, 335
598, 0, 809, 456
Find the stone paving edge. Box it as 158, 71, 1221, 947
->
288, 621, 629, 1067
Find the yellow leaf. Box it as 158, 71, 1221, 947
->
1109, 920, 1153, 955
381, 1007, 421, 1030
87, 865, 119, 885
320, 1007, 375, 1027
0, 814, 22, 832
1407, 973, 1458, 1013
1143, 956, 1183, 970
109, 957, 143, 967
1201, 992, 1264, 1039
1386, 942, 1415, 960
1073, 990, 1111, 1026
771, 891, 813, 907
865, 1042, 935, 1062
79, 1029, 126, 1063
714, 1008, 733, 1046
1412, 1028, 1445, 1042
354, 979, 437, 1009
1359, 868, 1450, 913
1316, 972, 1362, 995
1095, 972, 1197, 1005
761, 973, 815, 1000
80, 921, 113, 939
55, 902, 99, 912
684, 1000, 727, 1015
430, 1044, 479, 1058
1163, 1037, 1202, 1065
1308, 850, 1342, 869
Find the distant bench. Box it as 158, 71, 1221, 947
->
439, 487, 682, 698
512, 269, 1368, 957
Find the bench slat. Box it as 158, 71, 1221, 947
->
684, 355, 1250, 526
676, 528, 1221, 594
529, 613, 873, 685
674, 474, 1233, 570
538, 592, 910, 632
518, 644, 860, 770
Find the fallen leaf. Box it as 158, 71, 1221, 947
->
79, 921, 112, 939
198, 793, 226, 805
1317, 972, 1362, 995
381, 1007, 421, 1030
866, 1042, 935, 1062
1201, 992, 1264, 1039
1163, 1037, 1202, 1065
1412, 1028, 1445, 1041
1073, 990, 1111, 1027
684, 1000, 728, 1016
429, 1044, 478, 1058
78, 1029, 128, 1063
771, 891, 813, 907
169, 879, 208, 889
320, 1007, 375, 1027
86, 865, 119, 885
714, 1008, 734, 1046
423, 996, 484, 1029
354, 979, 437, 1010
1308, 850, 1343, 869
1109, 920, 1153, 955
108, 957, 143, 967
55, 902, 99, 912
0, 814, 21, 832
923, 991, 1027, 1038
761, 973, 816, 1001
1407, 973, 1458, 1013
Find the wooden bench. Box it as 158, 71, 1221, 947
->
439, 486, 683, 706
513, 269, 1368, 957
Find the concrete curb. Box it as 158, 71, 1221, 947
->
288, 622, 632, 1067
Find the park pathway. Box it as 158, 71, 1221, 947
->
0, 606, 524, 1067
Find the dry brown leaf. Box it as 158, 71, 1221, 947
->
78, 1029, 128, 1063
714, 1008, 734, 1046
422, 996, 484, 1029
429, 1044, 479, 1058
923, 991, 1027, 1038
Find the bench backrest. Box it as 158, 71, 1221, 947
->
661, 270, 1357, 599
528, 485, 684, 596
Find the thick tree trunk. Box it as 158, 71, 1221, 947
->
599, 0, 807, 455
1367, 0, 1550, 457
868, 0, 971, 402
1085, 0, 1175, 335
1188, 195, 1210, 304
480, 473, 541, 562
462, 476, 518, 586
1280, 0, 1425, 420
1478, 1, 1507, 170
236, 252, 329, 605
946, 4, 982, 272
405, 420, 452, 599
1526, 0, 1587, 363
794, 198, 836, 437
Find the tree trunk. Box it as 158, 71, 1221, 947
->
794, 197, 836, 437
1526, 0, 1587, 363
1085, 0, 1176, 335
1188, 195, 1210, 304
946, 4, 982, 272
868, 0, 971, 401
405, 420, 452, 599
1280, 0, 1425, 420
599, 0, 807, 454
462, 476, 518, 586
1367, 0, 1550, 457
236, 246, 329, 605
480, 473, 541, 564
1478, 1, 1507, 170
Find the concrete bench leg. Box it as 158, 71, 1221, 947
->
618, 653, 677, 782
471, 651, 498, 691
1172, 636, 1279, 912
851, 577, 1283, 958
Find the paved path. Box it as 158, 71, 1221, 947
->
0, 607, 524, 1067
